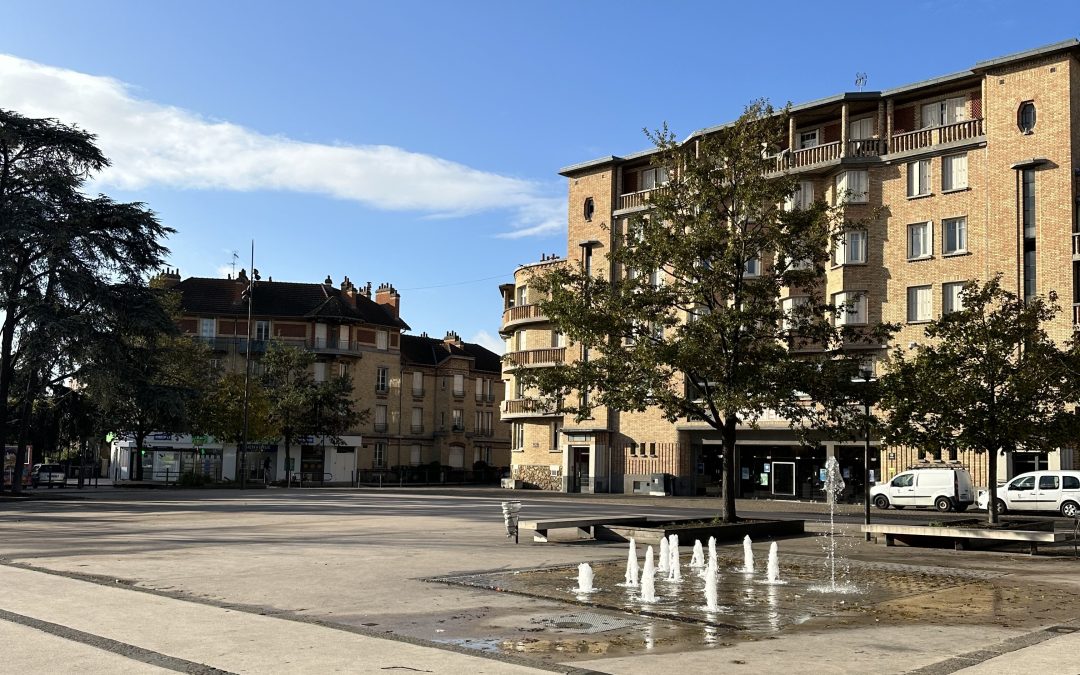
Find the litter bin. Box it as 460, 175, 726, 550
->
501, 500, 522, 543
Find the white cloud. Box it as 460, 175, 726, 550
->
469, 330, 505, 355
215, 265, 235, 279
0, 54, 566, 238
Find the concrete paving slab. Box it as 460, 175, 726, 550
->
0, 617, 173, 674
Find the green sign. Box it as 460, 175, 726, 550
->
191, 435, 208, 445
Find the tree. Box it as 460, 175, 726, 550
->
878, 276, 1080, 524
262, 341, 364, 485
198, 371, 275, 481
525, 101, 888, 522
0, 109, 171, 492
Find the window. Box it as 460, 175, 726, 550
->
922, 96, 966, 128
640, 166, 669, 190
744, 256, 761, 277
410, 444, 421, 466
907, 285, 932, 322
781, 296, 810, 331
475, 377, 484, 400
583, 197, 595, 221
849, 117, 874, 140
255, 320, 270, 341
337, 362, 348, 378
452, 373, 464, 396
1022, 168, 1036, 300
1064, 476, 1080, 490
199, 318, 215, 338
474, 411, 482, 432
832, 291, 867, 325
551, 330, 566, 348
798, 129, 819, 149
907, 160, 931, 197
376, 330, 388, 350
485, 411, 493, 434
513, 330, 525, 351
942, 282, 965, 314
338, 324, 350, 347
892, 473, 914, 488
648, 268, 662, 288
1039, 475, 1060, 490
452, 408, 464, 431
373, 442, 386, 468
551, 421, 562, 452
412, 371, 423, 396
313, 362, 326, 382
907, 222, 932, 259
833, 230, 867, 265
942, 154, 968, 191
515, 285, 527, 306
1010, 475, 1035, 490
943, 217, 967, 254
376, 366, 389, 392
374, 405, 387, 432
448, 446, 465, 469
512, 422, 524, 451
411, 407, 423, 433
1018, 101, 1036, 133
785, 180, 814, 211
835, 170, 868, 204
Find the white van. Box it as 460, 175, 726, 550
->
870, 466, 975, 512
977, 471, 1080, 518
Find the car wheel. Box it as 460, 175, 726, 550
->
935, 496, 952, 512
1061, 501, 1080, 519
873, 495, 890, 510
993, 499, 1008, 515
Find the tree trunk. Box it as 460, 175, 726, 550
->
720, 414, 739, 523
134, 429, 147, 481
0, 305, 15, 493
986, 446, 999, 525
284, 427, 292, 488
12, 370, 37, 495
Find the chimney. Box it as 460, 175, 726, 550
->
150, 267, 181, 290
375, 282, 400, 318
341, 275, 356, 307
360, 281, 372, 299
323, 274, 333, 286
443, 330, 462, 347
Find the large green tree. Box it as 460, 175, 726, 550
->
0, 109, 171, 492
197, 371, 275, 482
525, 101, 887, 521
878, 276, 1080, 524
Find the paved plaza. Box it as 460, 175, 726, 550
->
2, 487, 1079, 674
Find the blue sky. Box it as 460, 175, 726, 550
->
1, 1, 1077, 352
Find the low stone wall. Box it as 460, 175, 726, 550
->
513, 464, 561, 491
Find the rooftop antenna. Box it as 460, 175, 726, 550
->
230, 250, 239, 277
855, 72, 868, 92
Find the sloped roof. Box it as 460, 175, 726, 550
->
175, 277, 409, 329
400, 334, 503, 373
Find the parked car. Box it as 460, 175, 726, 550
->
870, 466, 975, 512
976, 471, 1080, 518
31, 463, 66, 488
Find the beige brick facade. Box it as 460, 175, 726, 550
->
502, 41, 1080, 497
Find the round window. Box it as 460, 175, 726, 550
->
1018, 101, 1036, 133
583, 197, 595, 221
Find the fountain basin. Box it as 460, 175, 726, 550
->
596, 518, 804, 544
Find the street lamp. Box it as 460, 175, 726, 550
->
239, 241, 258, 489
854, 367, 876, 541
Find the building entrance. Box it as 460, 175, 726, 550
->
571, 446, 590, 493
736, 445, 828, 500
300, 445, 325, 483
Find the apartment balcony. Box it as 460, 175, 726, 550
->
411, 424, 424, 434
192, 336, 269, 354
501, 398, 561, 420
615, 185, 671, 214
501, 303, 548, 333
373, 422, 388, 433
889, 118, 984, 155
503, 347, 566, 371
411, 387, 425, 398
308, 337, 364, 355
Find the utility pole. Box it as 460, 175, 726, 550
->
860, 368, 875, 542
240, 240, 255, 489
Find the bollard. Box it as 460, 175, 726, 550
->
501, 500, 521, 544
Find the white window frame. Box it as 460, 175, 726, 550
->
639, 166, 669, 191
781, 296, 810, 331
785, 180, 815, 211
410, 444, 422, 466
921, 96, 966, 128
373, 442, 386, 468
834, 230, 867, 266
338, 362, 348, 378
942, 153, 968, 192
452, 373, 464, 396
376, 366, 389, 392
798, 129, 819, 149
744, 256, 761, 278
849, 116, 874, 140
512, 422, 525, 452
412, 370, 423, 395
907, 285, 933, 323
907, 159, 931, 197
942, 282, 965, 314
836, 170, 868, 204
907, 222, 933, 260
943, 216, 967, 255
199, 318, 216, 338
515, 285, 527, 306
255, 320, 270, 341
452, 408, 463, 431
832, 291, 867, 326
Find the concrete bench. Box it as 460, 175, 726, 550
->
521, 516, 647, 543
863, 523, 1072, 555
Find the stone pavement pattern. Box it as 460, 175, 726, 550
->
2, 488, 1079, 674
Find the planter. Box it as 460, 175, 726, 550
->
596, 517, 804, 543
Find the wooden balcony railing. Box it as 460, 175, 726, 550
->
504, 347, 566, 369
792, 141, 841, 167
890, 118, 984, 154
502, 398, 558, 416
847, 138, 886, 157
501, 303, 546, 327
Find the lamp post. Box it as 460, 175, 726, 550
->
240, 241, 256, 489
856, 367, 875, 541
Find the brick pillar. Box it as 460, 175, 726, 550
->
840, 103, 849, 158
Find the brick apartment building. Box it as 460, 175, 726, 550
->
502, 39, 1080, 498
110, 271, 509, 484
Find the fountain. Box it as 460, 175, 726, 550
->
813, 455, 856, 593
741, 534, 754, 573
689, 540, 705, 568
765, 541, 784, 584
575, 562, 595, 593
703, 558, 719, 612
639, 546, 657, 603
658, 536, 670, 574
624, 537, 639, 586
667, 534, 682, 582
708, 536, 717, 571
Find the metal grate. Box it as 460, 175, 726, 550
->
529, 611, 643, 634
